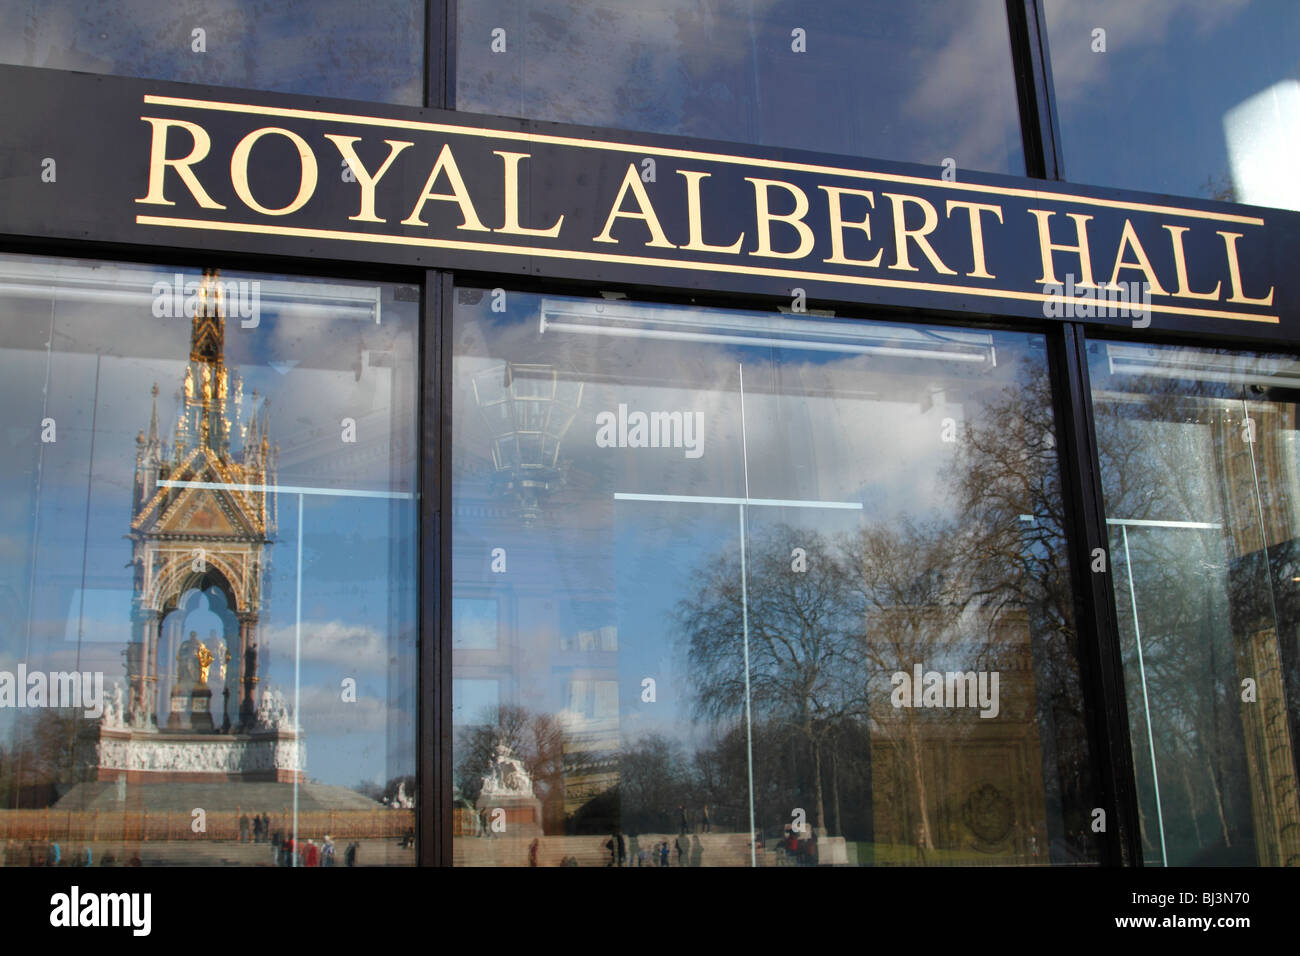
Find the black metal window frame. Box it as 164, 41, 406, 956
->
0, 0, 1292, 867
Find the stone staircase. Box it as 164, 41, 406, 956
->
12, 834, 839, 867
6, 838, 412, 867
453, 831, 769, 867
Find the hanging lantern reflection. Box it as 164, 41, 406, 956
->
472, 363, 583, 525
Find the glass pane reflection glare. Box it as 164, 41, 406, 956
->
1044, 0, 1300, 208
1090, 340, 1300, 866
452, 290, 1100, 866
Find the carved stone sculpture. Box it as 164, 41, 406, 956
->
480, 739, 533, 797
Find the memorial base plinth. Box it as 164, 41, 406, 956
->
165, 686, 216, 732
189, 688, 214, 732
75, 725, 305, 784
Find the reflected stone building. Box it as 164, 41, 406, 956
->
868, 609, 1048, 862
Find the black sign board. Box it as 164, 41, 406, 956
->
0, 65, 1294, 342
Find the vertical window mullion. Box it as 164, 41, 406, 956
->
437, 272, 457, 866
1005, 0, 1064, 181
443, 0, 458, 111
426, 0, 452, 110
417, 270, 447, 865
1048, 320, 1143, 865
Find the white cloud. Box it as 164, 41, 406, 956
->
288, 682, 391, 736
1043, 0, 1249, 107
260, 619, 393, 671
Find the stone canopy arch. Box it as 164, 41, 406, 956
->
151, 554, 248, 617
125, 270, 277, 732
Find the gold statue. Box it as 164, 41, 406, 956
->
197, 642, 214, 685
178, 630, 216, 686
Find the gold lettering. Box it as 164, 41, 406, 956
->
884, 193, 956, 274
1107, 219, 1168, 295
230, 127, 319, 216
401, 143, 490, 230
593, 164, 676, 247
494, 151, 564, 237
678, 170, 743, 253
1217, 231, 1274, 306
817, 186, 882, 267
135, 117, 226, 209
746, 177, 814, 259
1028, 209, 1096, 287
1162, 225, 1220, 300
324, 135, 414, 224
945, 200, 1003, 279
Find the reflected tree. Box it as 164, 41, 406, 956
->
1090, 370, 1285, 863
618, 733, 696, 833
677, 525, 865, 836
0, 709, 84, 808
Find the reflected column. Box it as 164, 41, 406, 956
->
143, 612, 161, 726
238, 614, 259, 727
127, 608, 161, 727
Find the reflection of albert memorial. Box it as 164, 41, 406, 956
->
76, 271, 303, 784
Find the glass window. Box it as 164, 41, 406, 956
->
0, 0, 425, 106
1088, 340, 1300, 865
1044, 0, 1300, 209
0, 254, 418, 866
457, 0, 1025, 175
452, 288, 1100, 866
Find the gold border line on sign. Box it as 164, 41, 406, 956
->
142, 94, 1265, 226
134, 215, 1279, 324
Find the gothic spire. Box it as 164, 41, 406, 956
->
191, 268, 225, 365
173, 268, 235, 455
146, 382, 160, 447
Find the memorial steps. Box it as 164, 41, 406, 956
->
453, 831, 776, 867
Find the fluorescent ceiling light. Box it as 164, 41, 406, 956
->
539, 299, 996, 365
1106, 343, 1300, 390
0, 261, 382, 323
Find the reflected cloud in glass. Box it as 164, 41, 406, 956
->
458, 0, 1024, 174
0, 0, 424, 105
